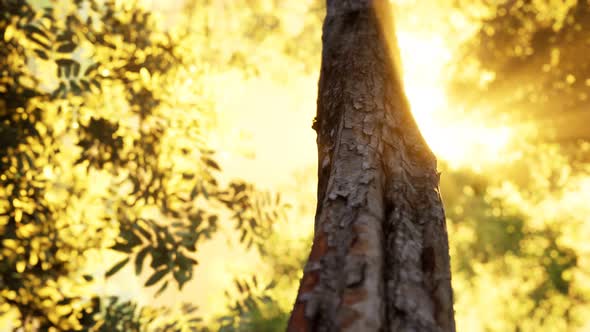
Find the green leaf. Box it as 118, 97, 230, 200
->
90, 79, 101, 92
84, 62, 100, 76
105, 257, 130, 277
28, 34, 51, 50
203, 158, 220, 171
111, 242, 132, 253
72, 62, 80, 76
264, 279, 277, 291
202, 182, 209, 199
155, 280, 169, 297
134, 246, 150, 275
174, 269, 191, 289
150, 247, 167, 269
57, 298, 72, 305
145, 268, 168, 287
57, 42, 76, 53
235, 279, 244, 294
133, 222, 152, 241
24, 24, 51, 40
34, 49, 49, 60
70, 80, 81, 94
80, 79, 90, 90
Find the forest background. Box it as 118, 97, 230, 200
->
1, 0, 590, 331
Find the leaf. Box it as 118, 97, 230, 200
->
34, 49, 49, 60
4, 25, 15, 42
28, 34, 51, 50
174, 269, 191, 289
244, 280, 251, 293
183, 303, 199, 314
235, 279, 244, 293
80, 79, 90, 91
56, 30, 73, 42
84, 62, 100, 76
56, 59, 79, 79
24, 24, 51, 40
145, 268, 168, 287
70, 80, 81, 94
52, 82, 66, 98
134, 246, 150, 275
111, 242, 132, 253
64, 63, 71, 78
57, 298, 72, 305
90, 79, 101, 93
133, 222, 152, 241
190, 186, 199, 199
203, 158, 220, 171
208, 215, 218, 226
264, 279, 277, 291
155, 280, 169, 297
244, 297, 257, 311
150, 247, 167, 269
72, 61, 80, 76
105, 257, 130, 277
57, 42, 76, 53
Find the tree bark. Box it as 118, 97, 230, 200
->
288, 1, 455, 331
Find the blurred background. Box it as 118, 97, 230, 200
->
1, 0, 590, 331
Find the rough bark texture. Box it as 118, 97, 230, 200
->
287, 1, 455, 331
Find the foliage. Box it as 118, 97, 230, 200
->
429, 1, 590, 330
0, 0, 292, 330
92, 297, 203, 332
182, 0, 324, 76
217, 276, 288, 332
450, 0, 590, 144
440, 157, 588, 331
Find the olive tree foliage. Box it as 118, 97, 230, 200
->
450, 0, 590, 146
0, 0, 290, 330
440, 1, 590, 330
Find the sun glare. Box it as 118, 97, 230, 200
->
397, 30, 515, 170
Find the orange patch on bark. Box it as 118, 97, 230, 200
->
288, 301, 310, 332
309, 230, 328, 261
350, 224, 370, 254
287, 232, 328, 331
300, 270, 319, 293
337, 307, 362, 329
349, 237, 369, 255
342, 288, 368, 306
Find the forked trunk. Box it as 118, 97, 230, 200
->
288, 1, 455, 331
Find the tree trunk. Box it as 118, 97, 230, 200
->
288, 1, 455, 331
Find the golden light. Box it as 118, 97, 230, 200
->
396, 28, 515, 171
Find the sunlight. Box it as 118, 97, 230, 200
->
396, 29, 515, 170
